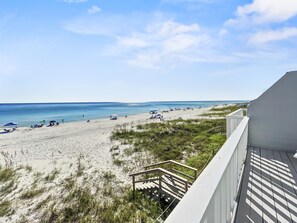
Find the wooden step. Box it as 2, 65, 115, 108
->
136, 182, 158, 191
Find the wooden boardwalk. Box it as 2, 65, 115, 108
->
236, 147, 297, 223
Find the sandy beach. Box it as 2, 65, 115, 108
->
0, 107, 220, 222
0, 107, 212, 177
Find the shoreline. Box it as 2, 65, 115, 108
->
3, 106, 210, 130
0, 101, 245, 127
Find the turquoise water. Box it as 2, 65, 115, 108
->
0, 101, 245, 127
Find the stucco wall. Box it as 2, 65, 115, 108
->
248, 71, 297, 151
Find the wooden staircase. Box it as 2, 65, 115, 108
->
130, 160, 197, 202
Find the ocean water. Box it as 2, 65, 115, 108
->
0, 101, 245, 127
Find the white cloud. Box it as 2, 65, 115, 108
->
112, 20, 210, 68
147, 21, 200, 36
219, 29, 228, 36
249, 27, 297, 44
62, 0, 87, 3
63, 14, 144, 36
88, 6, 101, 14
226, 0, 297, 26
117, 37, 148, 48
63, 16, 125, 36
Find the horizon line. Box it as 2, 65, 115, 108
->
0, 99, 250, 105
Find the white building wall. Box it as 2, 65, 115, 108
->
248, 71, 297, 151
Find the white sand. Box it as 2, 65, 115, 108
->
0, 107, 212, 178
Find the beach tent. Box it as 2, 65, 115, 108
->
49, 120, 56, 124
110, 114, 118, 120
149, 109, 158, 114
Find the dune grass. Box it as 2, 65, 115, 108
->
44, 168, 59, 182
40, 172, 164, 223
111, 118, 226, 173
0, 167, 15, 183
20, 187, 45, 200
201, 104, 247, 117
111, 104, 246, 175
0, 200, 11, 217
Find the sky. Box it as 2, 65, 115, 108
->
0, 0, 297, 103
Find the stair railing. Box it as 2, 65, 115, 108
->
143, 160, 197, 182
129, 167, 189, 200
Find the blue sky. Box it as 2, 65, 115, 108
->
1, 0, 297, 102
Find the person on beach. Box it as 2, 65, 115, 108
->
62, 119, 64, 123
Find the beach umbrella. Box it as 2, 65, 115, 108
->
3, 122, 17, 127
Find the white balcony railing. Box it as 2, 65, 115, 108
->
226, 108, 245, 138
165, 113, 249, 223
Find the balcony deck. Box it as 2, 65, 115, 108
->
236, 147, 297, 223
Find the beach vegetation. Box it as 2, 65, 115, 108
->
111, 118, 226, 173
44, 168, 59, 182
76, 154, 85, 177
35, 195, 52, 211
111, 105, 244, 177
102, 171, 116, 181
110, 145, 120, 152
33, 171, 43, 178
20, 187, 45, 200
112, 158, 124, 166
0, 200, 12, 217
63, 177, 76, 191
201, 104, 247, 117
0, 167, 15, 183
16, 215, 28, 223
0, 179, 17, 197
41, 181, 163, 223
25, 165, 32, 172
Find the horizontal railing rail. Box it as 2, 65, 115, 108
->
165, 116, 249, 223
144, 160, 197, 181
130, 167, 189, 183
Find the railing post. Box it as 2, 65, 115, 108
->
132, 175, 135, 199
194, 170, 197, 180
185, 181, 188, 193
159, 172, 162, 202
